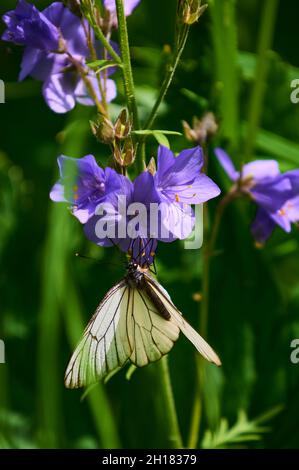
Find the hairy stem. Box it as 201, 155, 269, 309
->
67, 52, 107, 116
144, 24, 190, 131
115, 0, 140, 128
84, 21, 109, 114
84, 0, 122, 65
115, 0, 143, 172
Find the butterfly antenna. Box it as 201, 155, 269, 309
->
76, 253, 98, 262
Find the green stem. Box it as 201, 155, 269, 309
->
85, 1, 122, 65
115, 0, 140, 130
67, 52, 107, 116
243, 0, 279, 161
85, 23, 109, 114
157, 357, 183, 449
144, 24, 190, 131
115, 0, 143, 172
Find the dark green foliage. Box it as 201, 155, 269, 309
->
0, 0, 299, 449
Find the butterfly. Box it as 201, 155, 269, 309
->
65, 241, 221, 389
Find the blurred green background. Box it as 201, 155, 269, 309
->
1, 0, 299, 449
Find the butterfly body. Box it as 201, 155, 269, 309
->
125, 262, 171, 320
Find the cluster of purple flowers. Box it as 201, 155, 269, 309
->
1, 0, 140, 113
3, 1, 299, 251
215, 149, 299, 243
50, 146, 221, 262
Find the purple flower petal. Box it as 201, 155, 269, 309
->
156, 203, 195, 241
2, 0, 59, 50
74, 75, 117, 106
84, 182, 133, 247
163, 146, 204, 186
286, 196, 299, 223
155, 145, 176, 183
214, 148, 239, 181
19, 47, 42, 81
134, 171, 161, 205
103, 0, 141, 25
43, 2, 89, 57
268, 195, 299, 233
164, 173, 221, 205
155, 145, 220, 204
270, 209, 292, 233
251, 176, 293, 213
242, 160, 280, 182
22, 48, 66, 81
251, 208, 276, 243
51, 155, 133, 224
285, 169, 299, 193
43, 73, 76, 113
49, 182, 66, 203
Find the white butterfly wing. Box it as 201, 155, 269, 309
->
65, 281, 133, 389
145, 275, 221, 367
65, 273, 220, 389
129, 287, 180, 367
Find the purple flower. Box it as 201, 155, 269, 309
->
42, 65, 117, 114
251, 196, 299, 244
50, 155, 128, 223
51, 145, 220, 265
85, 145, 221, 246
215, 148, 299, 242
137, 145, 221, 240
83, 172, 158, 266
2, 1, 117, 113
103, 0, 141, 26
2, 0, 59, 50
251, 171, 299, 243
155, 146, 221, 205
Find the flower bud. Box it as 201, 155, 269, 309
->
113, 138, 136, 168
183, 112, 218, 145
147, 157, 157, 176
90, 115, 115, 145
180, 0, 208, 25
114, 108, 132, 139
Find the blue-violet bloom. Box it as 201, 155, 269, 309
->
215, 148, 299, 242
134, 145, 221, 240
50, 155, 128, 223
2, 1, 117, 113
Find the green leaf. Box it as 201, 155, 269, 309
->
201, 406, 282, 449
209, 0, 239, 148
153, 132, 170, 148
132, 130, 182, 148
133, 130, 182, 136
255, 128, 299, 166
87, 59, 121, 73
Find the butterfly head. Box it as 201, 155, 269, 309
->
126, 260, 146, 286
